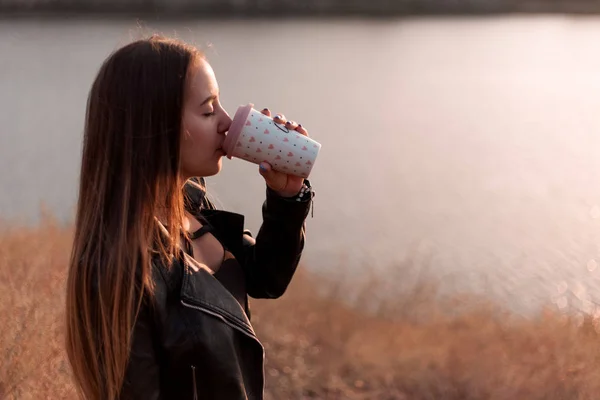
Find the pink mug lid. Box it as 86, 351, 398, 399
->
223, 103, 254, 159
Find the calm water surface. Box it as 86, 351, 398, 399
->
2, 16, 600, 314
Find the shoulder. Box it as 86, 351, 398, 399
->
150, 253, 184, 298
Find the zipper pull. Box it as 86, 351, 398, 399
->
191, 365, 198, 400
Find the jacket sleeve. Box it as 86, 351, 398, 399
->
120, 300, 162, 400
241, 186, 312, 299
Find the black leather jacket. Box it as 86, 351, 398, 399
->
119, 178, 312, 400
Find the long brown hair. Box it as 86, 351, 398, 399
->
65, 35, 202, 400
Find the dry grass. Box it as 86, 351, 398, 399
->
2, 219, 600, 399
0, 216, 76, 399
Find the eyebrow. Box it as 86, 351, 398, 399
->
200, 94, 218, 106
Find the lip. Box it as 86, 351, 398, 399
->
223, 103, 253, 160
217, 137, 228, 155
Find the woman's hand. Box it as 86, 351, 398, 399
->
257, 108, 309, 198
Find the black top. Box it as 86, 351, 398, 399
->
183, 221, 247, 310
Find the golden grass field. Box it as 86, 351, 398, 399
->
3, 216, 600, 399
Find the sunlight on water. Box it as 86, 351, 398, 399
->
587, 259, 598, 272
557, 281, 568, 295
2, 16, 600, 314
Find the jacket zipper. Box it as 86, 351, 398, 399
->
181, 300, 266, 396
191, 365, 198, 400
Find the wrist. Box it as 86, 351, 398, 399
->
274, 189, 299, 198
266, 179, 315, 218
276, 180, 312, 202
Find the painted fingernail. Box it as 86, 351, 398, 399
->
262, 108, 269, 111
259, 163, 267, 171
275, 114, 282, 119
298, 124, 303, 128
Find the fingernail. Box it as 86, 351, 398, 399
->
259, 163, 268, 171
298, 124, 303, 128
275, 114, 282, 119
262, 108, 269, 111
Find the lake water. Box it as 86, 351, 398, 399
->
2, 15, 600, 314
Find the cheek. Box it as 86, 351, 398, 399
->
182, 117, 210, 150
180, 117, 216, 170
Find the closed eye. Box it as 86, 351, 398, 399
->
203, 112, 216, 117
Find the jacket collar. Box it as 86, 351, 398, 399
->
184, 177, 246, 259
179, 177, 255, 337
197, 209, 245, 257
179, 254, 256, 338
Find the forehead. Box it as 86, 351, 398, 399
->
186, 58, 218, 98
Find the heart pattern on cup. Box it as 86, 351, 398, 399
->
230, 110, 319, 178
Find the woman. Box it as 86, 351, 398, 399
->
65, 35, 314, 400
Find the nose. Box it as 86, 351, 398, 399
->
218, 109, 232, 135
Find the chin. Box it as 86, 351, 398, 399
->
202, 160, 222, 177
212, 163, 223, 176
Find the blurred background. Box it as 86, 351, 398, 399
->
2, 0, 600, 317
7, 2, 600, 399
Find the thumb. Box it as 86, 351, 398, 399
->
258, 162, 285, 191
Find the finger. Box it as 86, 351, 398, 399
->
285, 120, 299, 131
273, 113, 287, 125
294, 123, 309, 136
258, 162, 287, 191
261, 108, 272, 117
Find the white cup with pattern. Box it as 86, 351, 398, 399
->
223, 104, 321, 178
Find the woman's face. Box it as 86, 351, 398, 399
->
180, 58, 232, 180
